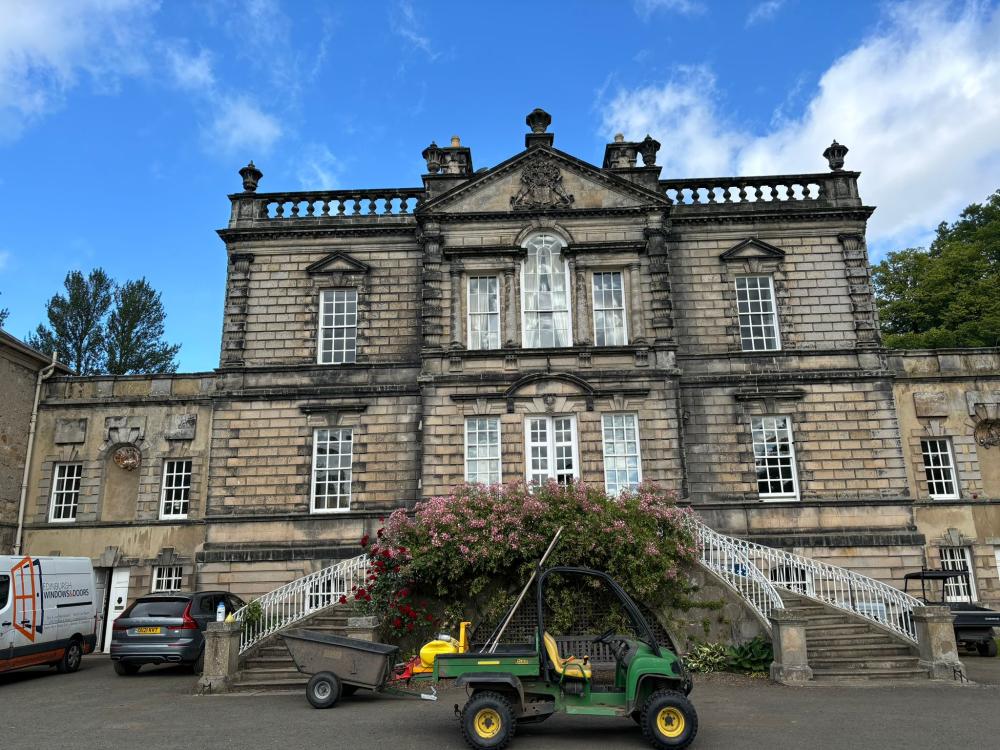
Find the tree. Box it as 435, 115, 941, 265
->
0, 291, 8, 328
873, 189, 1000, 348
27, 269, 114, 374
105, 279, 180, 374
27, 269, 181, 375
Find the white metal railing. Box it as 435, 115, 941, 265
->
691, 517, 922, 643
233, 554, 369, 654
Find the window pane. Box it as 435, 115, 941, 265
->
593, 272, 627, 346
160, 459, 193, 518
318, 289, 358, 364
468, 276, 501, 350
939, 547, 975, 602
602, 413, 641, 494
921, 439, 958, 498
465, 417, 501, 483
735, 276, 780, 351
750, 416, 798, 499
525, 416, 577, 485
312, 428, 353, 512
50, 463, 83, 521
523, 235, 571, 348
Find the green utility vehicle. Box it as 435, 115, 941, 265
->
430, 566, 697, 750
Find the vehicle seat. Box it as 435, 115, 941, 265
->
542, 631, 592, 680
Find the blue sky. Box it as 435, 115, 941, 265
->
1, 0, 999, 371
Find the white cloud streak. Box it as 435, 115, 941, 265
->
634, 0, 705, 19
204, 96, 283, 157
746, 0, 785, 26
296, 144, 341, 190
603, 2, 1000, 255
391, 0, 438, 59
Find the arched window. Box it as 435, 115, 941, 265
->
521, 234, 572, 348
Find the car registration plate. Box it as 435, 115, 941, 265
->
135, 626, 162, 635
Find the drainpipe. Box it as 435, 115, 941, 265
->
13, 353, 58, 556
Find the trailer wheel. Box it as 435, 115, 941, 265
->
306, 672, 341, 709
341, 684, 359, 697
461, 691, 515, 749
641, 689, 698, 750
977, 640, 998, 658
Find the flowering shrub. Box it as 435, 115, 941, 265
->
359, 481, 698, 641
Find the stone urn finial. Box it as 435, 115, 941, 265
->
526, 108, 552, 134
823, 140, 848, 171
639, 134, 661, 167
239, 161, 263, 192
421, 141, 443, 174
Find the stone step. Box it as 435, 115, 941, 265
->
809, 656, 921, 671
811, 667, 928, 681
229, 678, 309, 692
799, 614, 853, 626
808, 644, 913, 659
244, 656, 298, 668
806, 633, 897, 648
235, 667, 304, 682
804, 623, 872, 636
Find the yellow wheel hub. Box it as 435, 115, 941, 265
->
656, 706, 686, 738
474, 708, 502, 739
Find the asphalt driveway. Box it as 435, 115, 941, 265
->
2, 656, 999, 750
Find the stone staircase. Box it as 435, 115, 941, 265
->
231, 608, 352, 692
779, 592, 928, 683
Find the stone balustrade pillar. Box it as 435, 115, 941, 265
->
197, 621, 242, 694
768, 609, 812, 685
912, 606, 963, 679
345, 616, 380, 643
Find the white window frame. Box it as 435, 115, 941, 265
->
152, 565, 183, 593
464, 417, 502, 484
920, 438, 960, 500
317, 289, 358, 365
520, 234, 573, 349
735, 275, 781, 352
310, 428, 353, 513
939, 546, 976, 603
159, 459, 193, 520
49, 463, 83, 523
592, 271, 628, 346
524, 415, 579, 486
601, 413, 642, 494
750, 415, 800, 501
466, 275, 501, 350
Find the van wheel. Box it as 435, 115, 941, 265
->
114, 662, 141, 676
641, 689, 698, 749
57, 640, 83, 673
306, 672, 341, 709
461, 691, 515, 749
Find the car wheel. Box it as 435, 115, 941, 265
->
114, 661, 141, 676
306, 672, 341, 709
641, 689, 698, 750
190, 649, 205, 674
461, 691, 515, 750
977, 640, 998, 658
56, 640, 83, 674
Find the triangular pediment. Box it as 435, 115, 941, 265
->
719, 238, 786, 262
418, 146, 670, 215
305, 251, 370, 275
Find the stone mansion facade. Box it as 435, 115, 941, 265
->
8, 110, 1000, 634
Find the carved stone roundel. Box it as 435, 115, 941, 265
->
974, 419, 1000, 448
113, 445, 142, 471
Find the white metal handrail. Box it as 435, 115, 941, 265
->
691, 517, 922, 643
233, 553, 369, 654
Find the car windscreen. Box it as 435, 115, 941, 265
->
122, 598, 188, 618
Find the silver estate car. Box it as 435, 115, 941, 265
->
110, 590, 245, 675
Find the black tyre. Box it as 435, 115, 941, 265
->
190, 649, 205, 674
461, 691, 515, 750
306, 671, 341, 709
641, 689, 698, 750
341, 684, 360, 697
977, 640, 998, 658
114, 661, 141, 676
56, 640, 83, 674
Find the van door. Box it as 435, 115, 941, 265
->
102, 567, 131, 653
1, 573, 12, 663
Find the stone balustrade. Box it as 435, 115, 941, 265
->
659, 171, 862, 209
228, 188, 424, 228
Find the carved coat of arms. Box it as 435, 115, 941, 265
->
510, 158, 575, 210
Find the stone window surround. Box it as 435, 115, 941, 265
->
307, 270, 369, 365
908, 418, 981, 501
734, 392, 806, 502
720, 256, 791, 354
302, 406, 367, 514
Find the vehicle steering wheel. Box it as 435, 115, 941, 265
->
593, 627, 616, 645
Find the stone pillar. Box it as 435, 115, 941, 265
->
768, 609, 812, 685
628, 261, 646, 344
197, 621, 242, 694
912, 606, 963, 679
571, 259, 589, 346
345, 616, 380, 643
449, 261, 464, 349
503, 266, 517, 347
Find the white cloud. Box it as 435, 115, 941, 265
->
634, 0, 705, 19
164, 45, 215, 92
204, 96, 282, 156
296, 144, 341, 190
391, 0, 438, 59
746, 0, 785, 26
0, 249, 11, 272
603, 2, 1000, 256
0, 0, 156, 141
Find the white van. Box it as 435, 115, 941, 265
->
1, 555, 98, 674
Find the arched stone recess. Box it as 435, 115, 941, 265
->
514, 220, 575, 248
504, 372, 595, 414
